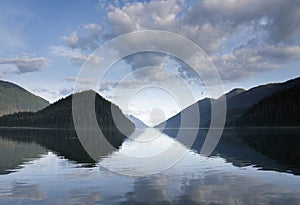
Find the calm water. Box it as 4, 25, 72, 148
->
0, 128, 300, 204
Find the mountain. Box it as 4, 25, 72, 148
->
126, 115, 148, 129
238, 83, 300, 126
225, 77, 300, 126
225, 88, 245, 99
0, 90, 135, 139
0, 80, 49, 116
158, 77, 300, 128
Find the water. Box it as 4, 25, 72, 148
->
0, 128, 300, 204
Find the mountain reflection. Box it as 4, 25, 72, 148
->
163, 128, 300, 175
1, 128, 300, 205
0, 137, 46, 174
0, 128, 125, 173
1, 127, 300, 176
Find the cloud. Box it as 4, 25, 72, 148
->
103, 0, 228, 54
63, 76, 97, 85
32, 87, 74, 103
61, 23, 102, 51
84, 23, 102, 39
0, 56, 48, 74
211, 44, 300, 81
57, 0, 300, 90
61, 32, 79, 49
51, 45, 88, 67
59, 87, 73, 96
199, 0, 300, 42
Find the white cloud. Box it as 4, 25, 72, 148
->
61, 32, 79, 49
50, 45, 88, 67
199, 0, 300, 42
211, 44, 300, 81
84, 23, 102, 35
57, 0, 300, 89
61, 23, 102, 51
0, 56, 48, 74
63, 76, 97, 85
104, 0, 228, 54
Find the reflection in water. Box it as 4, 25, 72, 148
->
0, 128, 300, 204
9, 182, 46, 201
238, 128, 300, 171
0, 137, 46, 174
119, 172, 300, 205
164, 128, 300, 175
68, 189, 102, 205
0, 128, 125, 169
100, 128, 194, 176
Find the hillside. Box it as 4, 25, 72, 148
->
157, 77, 300, 129
0, 90, 135, 138
0, 80, 49, 116
238, 84, 300, 126
156, 87, 245, 129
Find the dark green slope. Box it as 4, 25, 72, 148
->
225, 77, 300, 125
0, 90, 135, 138
158, 77, 300, 128
238, 83, 300, 126
0, 80, 49, 116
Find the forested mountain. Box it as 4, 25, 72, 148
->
155, 87, 247, 128
0, 90, 135, 138
0, 80, 49, 116
157, 77, 300, 128
238, 83, 300, 126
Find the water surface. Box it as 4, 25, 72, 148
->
0, 128, 299, 204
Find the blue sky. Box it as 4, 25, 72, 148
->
1, 0, 300, 124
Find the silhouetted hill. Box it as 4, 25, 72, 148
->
0, 80, 49, 116
0, 90, 135, 138
157, 77, 300, 128
226, 77, 300, 126
238, 83, 300, 126
225, 88, 245, 99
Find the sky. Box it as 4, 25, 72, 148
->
0, 0, 300, 125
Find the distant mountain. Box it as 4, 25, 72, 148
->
126, 115, 148, 129
0, 90, 135, 139
157, 77, 300, 128
0, 80, 49, 116
238, 83, 300, 126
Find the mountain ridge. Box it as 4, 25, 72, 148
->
238, 83, 300, 126
157, 76, 300, 128
0, 80, 49, 116
0, 90, 135, 139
